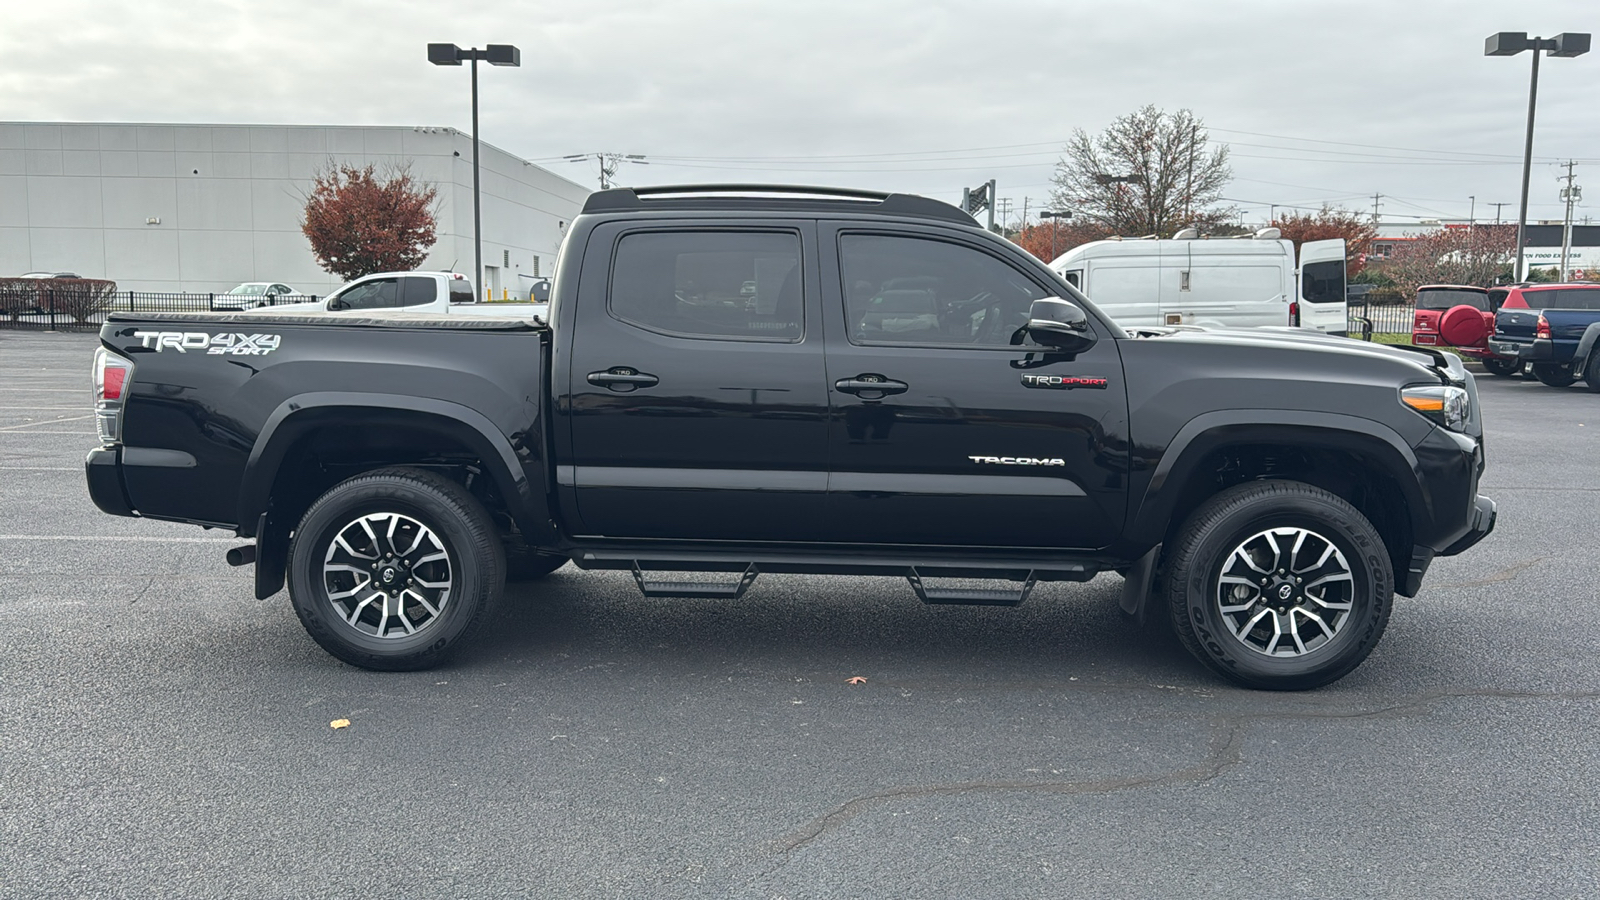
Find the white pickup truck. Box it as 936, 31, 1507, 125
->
255, 271, 546, 319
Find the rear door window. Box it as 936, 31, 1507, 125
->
610, 230, 803, 341
1301, 260, 1345, 303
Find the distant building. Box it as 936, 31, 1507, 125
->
1369, 221, 1600, 278
0, 122, 590, 296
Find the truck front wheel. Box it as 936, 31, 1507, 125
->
1164, 480, 1393, 691
286, 467, 504, 671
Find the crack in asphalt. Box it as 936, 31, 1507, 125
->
761, 685, 1600, 859
1433, 555, 1550, 589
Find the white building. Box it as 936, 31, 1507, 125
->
0, 122, 590, 296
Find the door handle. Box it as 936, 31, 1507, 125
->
834, 374, 908, 397
587, 367, 659, 391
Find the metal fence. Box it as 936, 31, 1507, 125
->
1348, 301, 1415, 339
0, 290, 320, 333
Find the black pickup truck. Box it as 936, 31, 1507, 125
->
84, 185, 1496, 690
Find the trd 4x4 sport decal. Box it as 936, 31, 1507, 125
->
1020, 374, 1108, 389
133, 331, 282, 356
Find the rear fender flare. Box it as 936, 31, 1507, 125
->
237, 392, 550, 541
1572, 322, 1600, 371
1128, 410, 1427, 547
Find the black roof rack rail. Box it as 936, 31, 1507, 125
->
580, 184, 975, 226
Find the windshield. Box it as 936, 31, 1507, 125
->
228, 284, 268, 296
1416, 288, 1488, 311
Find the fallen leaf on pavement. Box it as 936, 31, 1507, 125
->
330, 718, 350, 730
846, 676, 867, 685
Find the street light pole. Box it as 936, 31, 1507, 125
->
1040, 210, 1072, 263
429, 42, 521, 300
1486, 31, 1589, 282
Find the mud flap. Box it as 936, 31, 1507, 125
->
1118, 543, 1162, 625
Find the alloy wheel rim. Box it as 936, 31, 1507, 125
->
321, 512, 453, 639
1215, 526, 1354, 658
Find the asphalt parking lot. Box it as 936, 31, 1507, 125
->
2, 330, 1597, 899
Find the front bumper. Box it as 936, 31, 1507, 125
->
84, 446, 135, 517
1440, 494, 1497, 556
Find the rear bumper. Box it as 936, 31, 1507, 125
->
1488, 338, 1531, 359
84, 446, 136, 517
1530, 338, 1556, 361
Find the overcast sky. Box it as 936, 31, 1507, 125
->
2, 0, 1595, 226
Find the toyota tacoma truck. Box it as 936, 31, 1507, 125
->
1488, 284, 1600, 389
84, 185, 1496, 690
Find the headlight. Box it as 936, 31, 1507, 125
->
1401, 385, 1470, 431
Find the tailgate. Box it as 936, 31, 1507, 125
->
1494, 309, 1539, 340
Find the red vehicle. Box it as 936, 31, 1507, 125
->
1411, 284, 1532, 376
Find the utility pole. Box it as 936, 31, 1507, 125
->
564, 152, 648, 189
1020, 196, 1030, 233
1184, 121, 1198, 225
1371, 193, 1384, 224
1490, 201, 1510, 224
995, 198, 1015, 234
1559, 160, 1581, 280
1469, 195, 1476, 227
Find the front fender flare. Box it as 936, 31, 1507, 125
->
1127, 410, 1428, 548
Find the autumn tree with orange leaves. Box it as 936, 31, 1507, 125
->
1270, 207, 1378, 278
302, 163, 439, 280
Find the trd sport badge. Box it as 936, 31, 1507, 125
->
1020, 373, 1108, 389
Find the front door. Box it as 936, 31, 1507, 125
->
820, 225, 1130, 549
561, 221, 829, 541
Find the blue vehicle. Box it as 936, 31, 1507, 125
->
1488, 284, 1600, 388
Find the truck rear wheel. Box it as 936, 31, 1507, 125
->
286, 467, 504, 671
1583, 353, 1600, 394
1531, 363, 1577, 388
1164, 480, 1392, 691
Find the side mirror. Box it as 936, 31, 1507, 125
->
1025, 298, 1096, 352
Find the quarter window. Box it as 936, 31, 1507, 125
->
840, 234, 1046, 347
610, 231, 803, 341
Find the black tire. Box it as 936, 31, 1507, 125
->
506, 550, 569, 582
287, 467, 504, 671
1531, 362, 1578, 388
1583, 353, 1600, 394
1164, 480, 1392, 691
1480, 356, 1523, 377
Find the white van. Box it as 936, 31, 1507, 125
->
1050, 231, 1347, 335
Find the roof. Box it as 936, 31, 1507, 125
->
580, 185, 975, 226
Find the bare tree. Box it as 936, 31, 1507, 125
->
1050, 106, 1233, 237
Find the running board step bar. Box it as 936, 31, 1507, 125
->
632, 563, 760, 599
907, 568, 1038, 607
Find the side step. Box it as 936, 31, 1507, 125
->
631, 562, 760, 599
907, 567, 1038, 607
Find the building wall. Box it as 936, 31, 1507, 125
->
0, 122, 589, 295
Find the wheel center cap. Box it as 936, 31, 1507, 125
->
380, 566, 398, 585
1276, 582, 1295, 602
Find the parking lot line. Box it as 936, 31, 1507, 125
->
0, 466, 80, 471
0, 414, 96, 432
0, 534, 237, 543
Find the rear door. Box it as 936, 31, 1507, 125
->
559, 220, 830, 541
819, 223, 1129, 550
1297, 239, 1347, 334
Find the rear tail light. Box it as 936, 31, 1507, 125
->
1536, 315, 1552, 339
92, 347, 133, 444
1289, 301, 1300, 327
